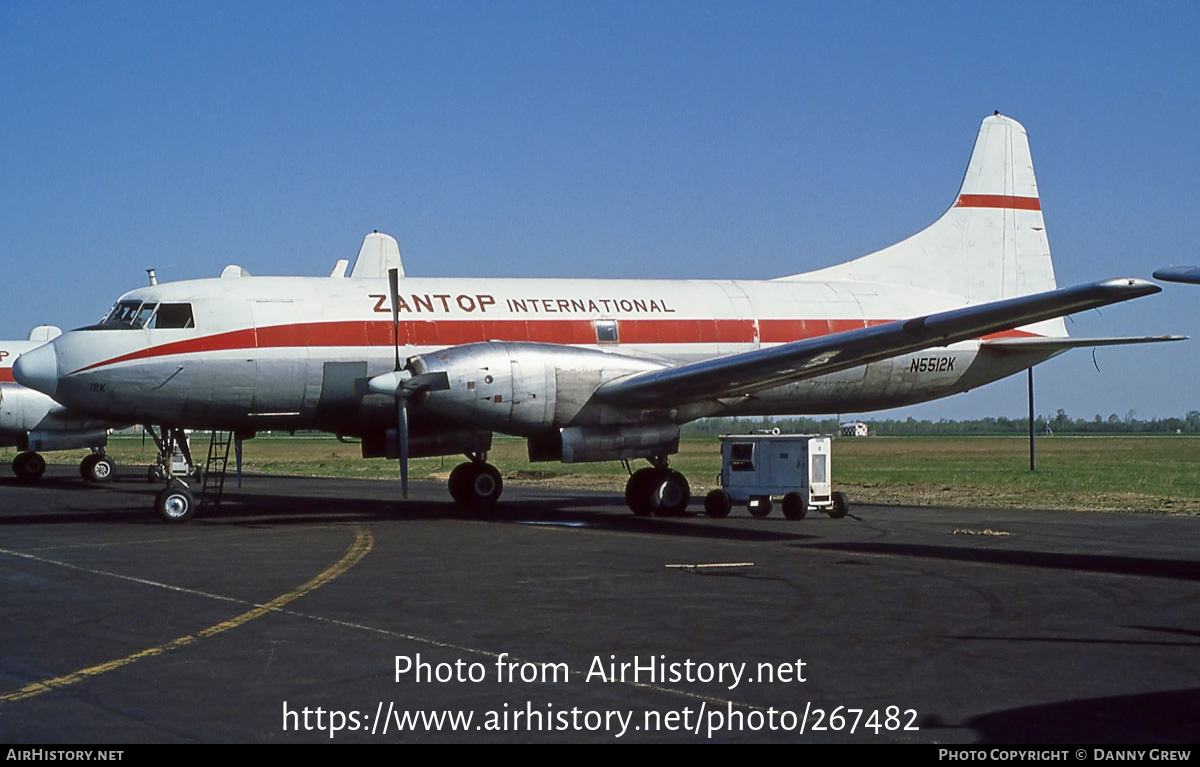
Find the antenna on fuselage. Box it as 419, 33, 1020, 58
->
146, 269, 158, 286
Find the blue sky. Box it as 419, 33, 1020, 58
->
2, 1, 1198, 420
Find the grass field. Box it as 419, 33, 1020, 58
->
8, 433, 1199, 514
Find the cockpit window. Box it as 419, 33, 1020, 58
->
92, 300, 195, 330
98, 301, 195, 328
153, 303, 194, 329
101, 301, 153, 328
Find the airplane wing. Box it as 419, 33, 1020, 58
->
594, 278, 1162, 408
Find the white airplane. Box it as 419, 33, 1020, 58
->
14, 114, 1179, 521
1, 326, 123, 481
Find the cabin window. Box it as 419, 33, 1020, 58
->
729, 442, 755, 472
154, 303, 195, 329
595, 320, 619, 344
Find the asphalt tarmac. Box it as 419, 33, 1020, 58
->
2, 465, 1199, 743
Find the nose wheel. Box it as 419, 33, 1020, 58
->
156, 483, 196, 523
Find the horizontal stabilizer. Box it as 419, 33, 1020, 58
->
981, 335, 1185, 353
1153, 266, 1200, 285
595, 278, 1160, 408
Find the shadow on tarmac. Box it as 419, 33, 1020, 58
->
807, 541, 1200, 582
944, 688, 1200, 743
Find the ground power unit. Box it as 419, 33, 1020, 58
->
705, 434, 850, 520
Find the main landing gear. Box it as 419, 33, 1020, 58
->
10, 449, 116, 482
624, 457, 690, 517
11, 451, 47, 481
447, 453, 503, 507
80, 450, 116, 483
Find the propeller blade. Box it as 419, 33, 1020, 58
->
398, 395, 409, 499
388, 267, 401, 372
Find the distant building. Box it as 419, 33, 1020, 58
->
840, 421, 869, 437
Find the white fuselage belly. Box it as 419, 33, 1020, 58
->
47, 275, 1058, 434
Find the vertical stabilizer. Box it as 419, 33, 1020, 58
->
783, 115, 1061, 327
350, 231, 405, 279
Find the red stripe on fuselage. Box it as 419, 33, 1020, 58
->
69, 318, 1039, 375
955, 194, 1041, 211
0, 369, 14, 383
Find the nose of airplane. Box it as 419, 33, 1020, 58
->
12, 343, 59, 397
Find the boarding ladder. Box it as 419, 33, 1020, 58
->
201, 430, 234, 510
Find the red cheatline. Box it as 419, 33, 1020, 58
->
69, 318, 1038, 375
955, 194, 1041, 211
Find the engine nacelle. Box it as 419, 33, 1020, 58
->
529, 423, 681, 463
1, 383, 121, 450
0, 383, 57, 434
28, 429, 110, 452
407, 342, 665, 435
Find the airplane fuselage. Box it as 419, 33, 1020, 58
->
37, 273, 1060, 442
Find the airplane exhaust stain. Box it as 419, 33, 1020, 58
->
0, 527, 374, 703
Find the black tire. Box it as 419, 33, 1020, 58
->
85, 456, 116, 483
704, 489, 732, 518
13, 452, 46, 482
448, 462, 472, 503
156, 485, 196, 523
782, 491, 808, 520
80, 454, 100, 481
624, 467, 658, 516
651, 470, 691, 516
467, 463, 503, 506
451, 462, 503, 507
829, 491, 850, 519
747, 496, 773, 518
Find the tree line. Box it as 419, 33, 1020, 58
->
683, 411, 1200, 436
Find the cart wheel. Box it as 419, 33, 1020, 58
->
747, 496, 772, 518
782, 491, 808, 520
704, 489, 732, 518
828, 491, 850, 519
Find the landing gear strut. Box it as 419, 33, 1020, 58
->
448, 453, 503, 507
624, 457, 690, 516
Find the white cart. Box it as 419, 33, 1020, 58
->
704, 434, 850, 520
